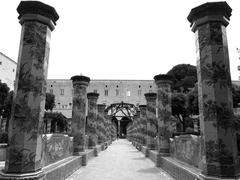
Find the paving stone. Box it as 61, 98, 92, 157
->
66, 139, 174, 180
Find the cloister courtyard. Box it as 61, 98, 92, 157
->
0, 0, 240, 180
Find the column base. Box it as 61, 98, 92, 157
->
147, 144, 156, 150
0, 169, 44, 180
199, 173, 239, 180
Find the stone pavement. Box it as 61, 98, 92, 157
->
66, 139, 174, 180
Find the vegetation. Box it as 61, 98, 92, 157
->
44, 112, 68, 133
167, 64, 197, 92
0, 81, 10, 118
169, 64, 240, 132
45, 92, 55, 111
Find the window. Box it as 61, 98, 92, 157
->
105, 89, 108, 96
13, 69, 15, 72
50, 89, 53, 94
116, 89, 119, 96
138, 89, 141, 96
60, 89, 64, 95
127, 90, 130, 97
93, 89, 97, 93
0, 61, 2, 65
150, 85, 152, 88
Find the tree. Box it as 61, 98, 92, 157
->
187, 84, 199, 115
172, 93, 188, 132
0, 81, 10, 117
232, 85, 240, 108
45, 93, 55, 111
167, 64, 197, 92
2, 91, 14, 119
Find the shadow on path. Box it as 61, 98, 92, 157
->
137, 167, 162, 174
132, 157, 146, 161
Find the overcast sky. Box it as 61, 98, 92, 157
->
0, 0, 240, 80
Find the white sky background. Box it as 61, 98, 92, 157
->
0, 0, 240, 80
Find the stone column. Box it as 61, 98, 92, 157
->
104, 109, 110, 141
136, 110, 141, 143
188, 2, 239, 178
87, 93, 99, 148
139, 105, 147, 146
154, 74, 175, 155
97, 104, 106, 144
144, 93, 158, 150
3, 1, 59, 177
70, 75, 90, 154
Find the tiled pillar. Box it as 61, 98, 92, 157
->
144, 93, 157, 150
70, 75, 90, 154
3, 1, 59, 177
133, 114, 137, 143
87, 93, 99, 148
136, 110, 141, 143
154, 74, 175, 155
97, 104, 106, 144
139, 105, 147, 146
188, 2, 239, 178
104, 109, 110, 141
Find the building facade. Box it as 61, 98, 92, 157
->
0, 52, 17, 90
46, 79, 156, 118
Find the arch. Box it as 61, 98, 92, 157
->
105, 101, 139, 138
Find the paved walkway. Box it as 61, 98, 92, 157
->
66, 139, 174, 180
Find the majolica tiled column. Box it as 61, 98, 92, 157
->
70, 75, 90, 154
104, 109, 110, 141
154, 74, 175, 155
136, 110, 141, 143
139, 105, 147, 146
144, 93, 158, 150
87, 93, 99, 148
97, 104, 106, 144
133, 114, 138, 143
4, 1, 59, 176
188, 2, 239, 178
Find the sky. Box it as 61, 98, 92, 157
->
0, 0, 240, 80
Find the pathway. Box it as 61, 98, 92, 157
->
66, 139, 174, 180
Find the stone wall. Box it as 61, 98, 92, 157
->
41, 134, 73, 167
170, 134, 201, 168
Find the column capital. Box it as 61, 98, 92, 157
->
71, 75, 90, 87
139, 105, 146, 109
154, 74, 173, 86
144, 93, 157, 101
87, 92, 99, 100
17, 1, 59, 31
187, 2, 232, 32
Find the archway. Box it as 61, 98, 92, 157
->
105, 101, 138, 138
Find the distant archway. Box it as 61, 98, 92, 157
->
105, 101, 138, 138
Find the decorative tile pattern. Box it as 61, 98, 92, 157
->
155, 78, 175, 154
139, 105, 147, 145
5, 21, 51, 173
145, 93, 158, 150
97, 104, 106, 144
87, 93, 98, 148
71, 76, 89, 153
188, 2, 240, 177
